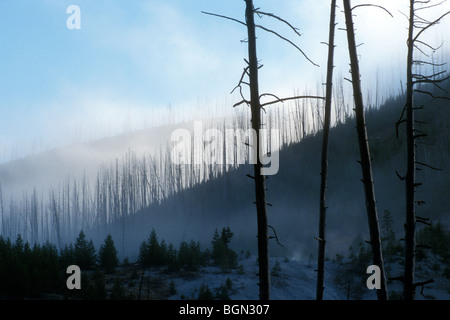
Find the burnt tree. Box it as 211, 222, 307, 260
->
316, 0, 337, 301
395, 0, 450, 300
343, 0, 388, 300
244, 0, 270, 300
203, 1, 321, 300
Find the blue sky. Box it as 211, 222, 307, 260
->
0, 0, 449, 162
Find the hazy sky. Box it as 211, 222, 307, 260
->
0, 0, 449, 162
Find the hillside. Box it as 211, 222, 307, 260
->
1, 81, 449, 263
100, 84, 450, 263
1, 81, 449, 300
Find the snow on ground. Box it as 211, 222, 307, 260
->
114, 251, 449, 300
138, 253, 449, 300
162, 255, 345, 300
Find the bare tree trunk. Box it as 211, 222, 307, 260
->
0, 180, 4, 236
50, 190, 63, 251
245, 0, 270, 300
403, 0, 416, 300
31, 188, 39, 243
316, 0, 336, 301
343, 0, 388, 300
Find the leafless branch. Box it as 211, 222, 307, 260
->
268, 225, 284, 247
413, 59, 447, 67
414, 13, 434, 25
230, 65, 251, 102
260, 92, 281, 102
201, 11, 246, 26
395, 104, 408, 138
413, 43, 430, 57
415, 160, 442, 171
254, 10, 303, 37
413, 10, 450, 43
255, 24, 319, 67
398, 9, 409, 21
414, 89, 450, 100
260, 95, 325, 107
413, 70, 447, 80
233, 99, 251, 108
413, 74, 450, 85
415, 279, 434, 298
415, 0, 447, 11
351, 4, 393, 17
396, 170, 406, 181
314, 236, 325, 243
416, 216, 432, 226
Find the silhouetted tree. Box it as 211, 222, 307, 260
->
343, 0, 388, 300
74, 230, 97, 270
98, 234, 118, 273
316, 0, 337, 301
395, 0, 449, 300
203, 0, 321, 300
211, 227, 238, 271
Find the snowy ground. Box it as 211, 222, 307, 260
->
133, 253, 449, 300
381, 256, 450, 301
161, 255, 345, 300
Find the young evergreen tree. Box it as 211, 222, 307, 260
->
197, 284, 214, 300
74, 230, 97, 270
60, 243, 75, 267
166, 243, 178, 271
211, 227, 238, 271
98, 234, 119, 273
138, 229, 167, 267
177, 240, 202, 271
110, 278, 126, 300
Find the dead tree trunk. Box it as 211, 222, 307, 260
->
316, 0, 336, 301
398, 0, 450, 300
203, 2, 322, 301
245, 0, 270, 301
343, 0, 388, 300
50, 190, 63, 251
0, 180, 4, 236
403, 0, 416, 301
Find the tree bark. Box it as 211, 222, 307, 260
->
343, 0, 388, 300
245, 0, 270, 301
316, 0, 336, 301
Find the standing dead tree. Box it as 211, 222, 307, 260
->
0, 180, 4, 236
394, 0, 450, 301
245, 2, 270, 299
203, 1, 322, 300
316, 0, 337, 301
342, 0, 389, 300
50, 189, 63, 251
